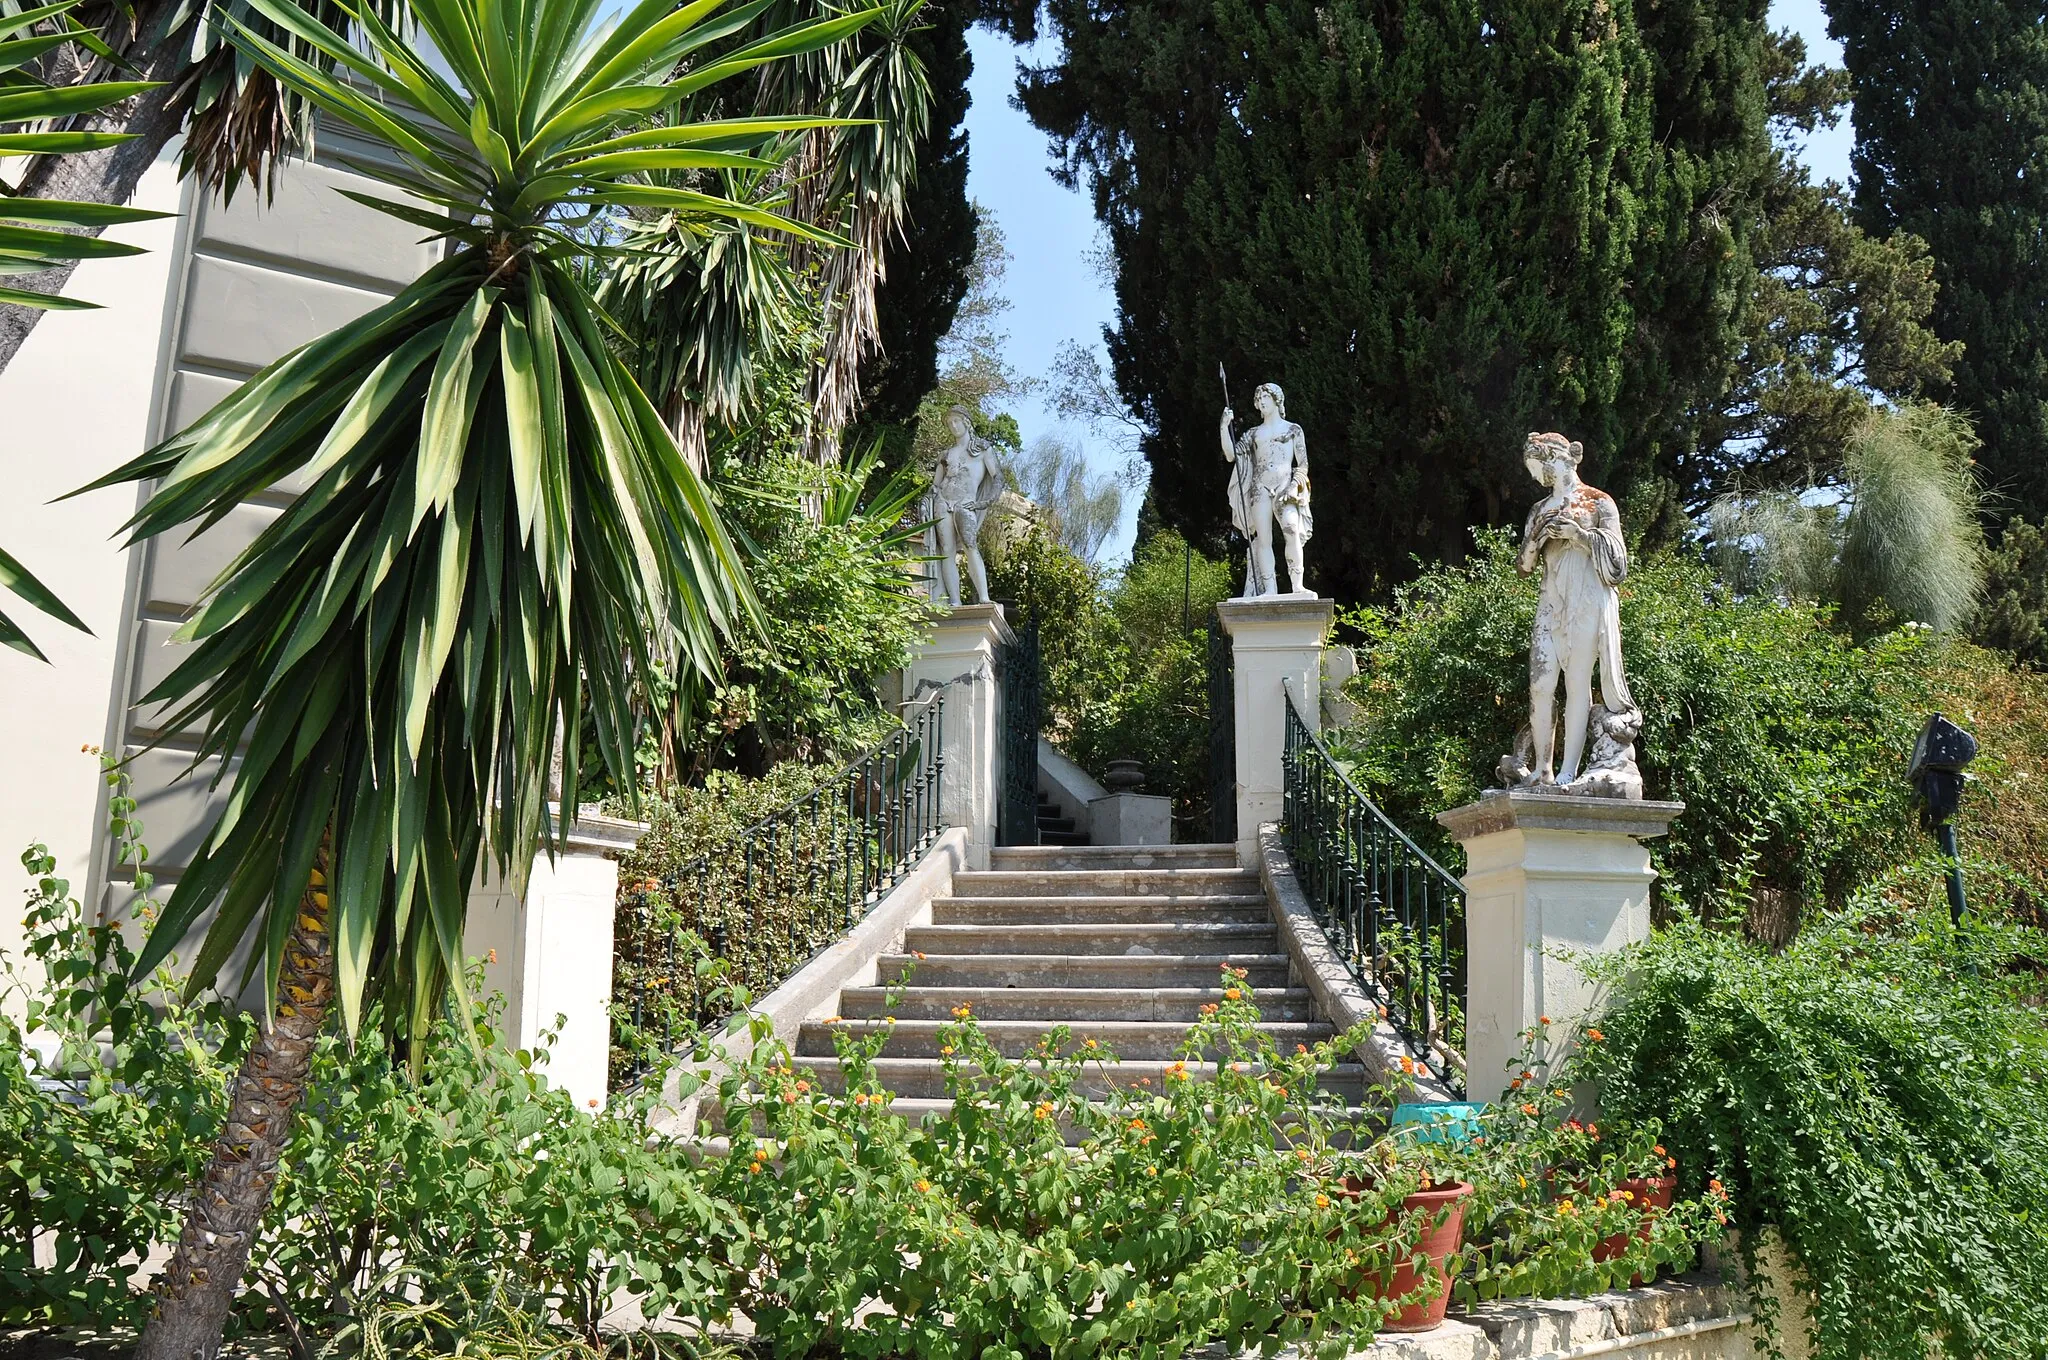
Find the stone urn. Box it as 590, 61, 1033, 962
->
1103, 759, 1146, 793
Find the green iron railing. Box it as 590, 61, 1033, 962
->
610, 687, 946, 1091
1281, 680, 1466, 1096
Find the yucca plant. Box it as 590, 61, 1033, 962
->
618, 0, 930, 463
0, 0, 168, 658
70, 0, 885, 1352
596, 151, 811, 469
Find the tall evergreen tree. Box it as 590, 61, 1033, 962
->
996, 1, 1786, 602
855, 2, 980, 452
1686, 29, 1958, 496
1826, 0, 2048, 524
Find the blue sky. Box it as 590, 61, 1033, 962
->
959, 0, 1854, 566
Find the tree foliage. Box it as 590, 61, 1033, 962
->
996, 0, 1786, 601
1828, 0, 2048, 526
856, 0, 978, 427
1684, 30, 1958, 495
1579, 900, 2048, 1359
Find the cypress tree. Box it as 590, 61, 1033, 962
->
1004, 1, 1780, 602
1826, 1, 2048, 524
856, 3, 980, 448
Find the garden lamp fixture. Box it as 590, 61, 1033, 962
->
1908, 712, 1977, 924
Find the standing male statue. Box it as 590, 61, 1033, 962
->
931, 404, 1005, 608
1499, 432, 1645, 798
1219, 382, 1313, 597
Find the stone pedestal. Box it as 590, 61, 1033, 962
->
1437, 791, 1682, 1105
902, 603, 1014, 870
465, 811, 647, 1112
1217, 595, 1335, 863
1088, 792, 1173, 846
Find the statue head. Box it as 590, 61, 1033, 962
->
1254, 383, 1285, 419
1523, 432, 1583, 487
945, 405, 975, 440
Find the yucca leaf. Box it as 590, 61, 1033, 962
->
0, 546, 89, 633
0, 222, 150, 260
0, 130, 132, 156
0, 198, 174, 227
0, 0, 101, 41
0, 79, 156, 123
545, 115, 859, 166
0, 284, 92, 309
587, 184, 854, 246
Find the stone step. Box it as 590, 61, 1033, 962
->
1037, 828, 1091, 846
878, 952, 1292, 989
1037, 813, 1079, 833
952, 868, 1261, 898
837, 985, 1323, 1023
737, 1096, 1375, 1147
798, 1017, 1334, 1059
902, 921, 1280, 957
931, 895, 1270, 925
791, 1056, 1371, 1101
989, 844, 1241, 872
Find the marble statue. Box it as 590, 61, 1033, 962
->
1219, 382, 1313, 597
931, 405, 1005, 608
1497, 432, 1645, 799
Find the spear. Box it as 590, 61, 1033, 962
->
1221, 362, 1251, 537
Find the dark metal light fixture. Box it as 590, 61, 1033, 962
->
1909, 713, 1978, 924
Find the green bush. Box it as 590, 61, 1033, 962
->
1, 845, 244, 1327
990, 529, 1234, 838
579, 446, 931, 798
1, 835, 733, 1346
610, 761, 876, 1083
1332, 529, 1942, 931
1575, 885, 2048, 1359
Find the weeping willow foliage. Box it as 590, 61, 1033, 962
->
1710, 402, 1985, 633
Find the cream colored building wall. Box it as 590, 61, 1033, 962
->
0, 134, 435, 1010
0, 148, 183, 985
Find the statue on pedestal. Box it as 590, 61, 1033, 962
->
1498, 432, 1644, 799
1219, 381, 1313, 597
931, 405, 1005, 608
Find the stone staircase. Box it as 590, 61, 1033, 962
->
793, 843, 1369, 1137
1034, 790, 1089, 846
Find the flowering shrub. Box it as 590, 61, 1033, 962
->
1427, 1035, 1726, 1306
710, 982, 1418, 1357
7, 830, 1727, 1356
707, 974, 1729, 1357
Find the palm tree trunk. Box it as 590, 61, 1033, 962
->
136, 851, 335, 1360
0, 32, 189, 378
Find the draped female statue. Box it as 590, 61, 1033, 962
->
1499, 432, 1644, 798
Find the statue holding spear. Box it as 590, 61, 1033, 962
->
1219, 365, 1314, 597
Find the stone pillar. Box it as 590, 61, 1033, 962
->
902, 602, 1013, 870
1436, 791, 1683, 1105
465, 811, 647, 1112
1217, 595, 1335, 863
1088, 792, 1173, 846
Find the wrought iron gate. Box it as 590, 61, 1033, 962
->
998, 615, 1042, 846
1207, 614, 1236, 844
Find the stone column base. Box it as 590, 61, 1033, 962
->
1438, 790, 1682, 1105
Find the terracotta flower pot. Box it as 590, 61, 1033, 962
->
1592, 1173, 1676, 1285
1336, 1175, 1474, 1332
